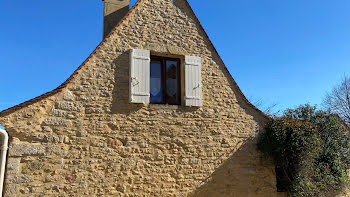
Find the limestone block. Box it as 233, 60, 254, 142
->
63, 91, 75, 101
7, 175, 33, 184
41, 126, 53, 132
44, 175, 56, 183
51, 109, 67, 117
9, 143, 45, 157
21, 161, 45, 174
85, 107, 104, 114
6, 158, 20, 174
42, 118, 72, 127
77, 131, 89, 137
99, 91, 111, 97
55, 101, 82, 112
42, 134, 69, 144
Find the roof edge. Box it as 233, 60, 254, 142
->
181, 0, 270, 120
0, 0, 269, 120
0, 0, 143, 117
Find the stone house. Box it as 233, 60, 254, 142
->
0, 0, 283, 196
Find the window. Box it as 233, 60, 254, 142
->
150, 56, 181, 105
129, 49, 202, 107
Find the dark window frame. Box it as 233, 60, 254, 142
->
150, 56, 181, 105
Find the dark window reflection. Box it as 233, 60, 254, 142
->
150, 57, 180, 105
166, 60, 179, 104
150, 60, 162, 103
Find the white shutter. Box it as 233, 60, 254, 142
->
129, 49, 150, 104
185, 56, 202, 107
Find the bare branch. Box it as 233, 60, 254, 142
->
323, 75, 350, 127
248, 96, 280, 117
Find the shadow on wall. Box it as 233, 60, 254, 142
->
103, 5, 130, 39
191, 138, 282, 197
110, 51, 143, 115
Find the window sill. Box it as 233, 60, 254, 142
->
148, 104, 181, 110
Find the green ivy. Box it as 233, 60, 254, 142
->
257, 104, 350, 197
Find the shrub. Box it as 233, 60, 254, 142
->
258, 104, 350, 196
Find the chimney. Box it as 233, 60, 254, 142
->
102, 0, 130, 39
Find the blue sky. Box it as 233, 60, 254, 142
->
0, 0, 350, 114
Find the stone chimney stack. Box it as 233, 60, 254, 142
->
102, 0, 130, 39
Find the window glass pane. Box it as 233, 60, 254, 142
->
150, 60, 162, 103
166, 60, 179, 104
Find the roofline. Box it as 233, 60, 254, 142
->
0, 0, 142, 117
0, 0, 269, 120
181, 0, 269, 120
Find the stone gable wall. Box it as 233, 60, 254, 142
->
0, 0, 282, 196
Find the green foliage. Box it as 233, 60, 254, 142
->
258, 104, 350, 196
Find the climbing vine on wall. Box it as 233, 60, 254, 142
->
257, 104, 350, 197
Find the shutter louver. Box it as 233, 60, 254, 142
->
185, 56, 202, 107
129, 49, 150, 104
